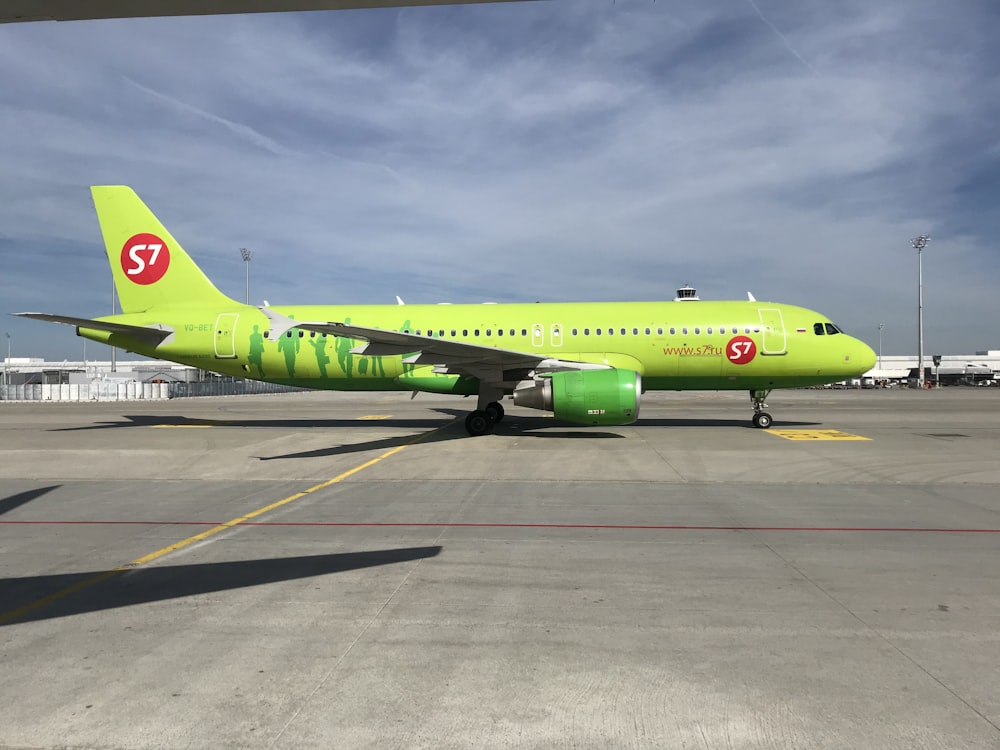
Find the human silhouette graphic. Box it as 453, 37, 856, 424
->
399, 319, 415, 375
335, 316, 354, 378
248, 324, 266, 377
308, 333, 330, 378
276, 314, 300, 377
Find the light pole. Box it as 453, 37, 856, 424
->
878, 323, 884, 373
111, 275, 117, 373
911, 234, 930, 389
4, 332, 9, 388
240, 248, 253, 304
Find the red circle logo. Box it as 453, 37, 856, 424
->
120, 233, 170, 285
726, 335, 757, 365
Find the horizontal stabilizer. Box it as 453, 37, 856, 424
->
15, 313, 174, 345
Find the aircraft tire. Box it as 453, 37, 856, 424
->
465, 410, 495, 436
753, 412, 773, 429
485, 401, 504, 423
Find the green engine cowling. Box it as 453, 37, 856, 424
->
512, 369, 641, 426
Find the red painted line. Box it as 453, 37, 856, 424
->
1, 520, 999, 533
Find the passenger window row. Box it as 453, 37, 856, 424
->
264, 325, 769, 340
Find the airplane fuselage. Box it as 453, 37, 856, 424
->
83, 299, 872, 394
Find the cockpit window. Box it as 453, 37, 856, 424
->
814, 323, 825, 335
825, 323, 841, 335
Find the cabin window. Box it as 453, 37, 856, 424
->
620, 328, 626, 336
474, 329, 480, 337
285, 331, 293, 338
644, 327, 651, 335
462, 329, 468, 337
322, 333, 327, 338
497, 329, 504, 337
263, 331, 269, 339
753, 326, 760, 333
608, 328, 614, 336
694, 327, 700, 335
682, 327, 688, 335
632, 328, 639, 335
706, 327, 713, 334
439, 329, 445, 337
583, 328, 590, 335
572, 328, 578, 336
596, 329, 602, 336
451, 329, 456, 337
486, 329, 492, 336
521, 328, 528, 336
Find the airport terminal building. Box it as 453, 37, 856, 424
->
3, 349, 998, 401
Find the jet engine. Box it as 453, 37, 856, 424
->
512, 369, 641, 426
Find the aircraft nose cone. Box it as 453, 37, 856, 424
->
854, 339, 877, 374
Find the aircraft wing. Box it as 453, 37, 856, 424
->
2, 1, 531, 24
15, 313, 174, 345
260, 307, 608, 386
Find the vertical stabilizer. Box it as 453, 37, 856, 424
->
91, 186, 235, 314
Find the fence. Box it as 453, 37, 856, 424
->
0, 380, 298, 402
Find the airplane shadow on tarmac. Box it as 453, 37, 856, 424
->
254, 412, 823, 460
0, 486, 60, 517
0, 546, 442, 626
49, 412, 822, 460
53, 411, 820, 435
52, 415, 454, 432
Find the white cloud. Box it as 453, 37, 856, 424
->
1, 1, 998, 358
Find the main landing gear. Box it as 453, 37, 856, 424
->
750, 389, 773, 429
465, 394, 505, 436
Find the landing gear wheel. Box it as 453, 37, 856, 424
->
465, 410, 495, 436
749, 389, 773, 430
484, 401, 504, 423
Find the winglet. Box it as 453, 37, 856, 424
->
747, 291, 757, 302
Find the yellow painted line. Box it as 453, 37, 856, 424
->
356, 415, 392, 420
766, 429, 871, 441
0, 423, 448, 626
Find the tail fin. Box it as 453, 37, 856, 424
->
91, 186, 236, 314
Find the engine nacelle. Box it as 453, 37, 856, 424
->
512, 369, 641, 426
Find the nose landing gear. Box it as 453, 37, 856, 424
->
750, 389, 773, 429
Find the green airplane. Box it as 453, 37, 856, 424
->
18, 186, 876, 435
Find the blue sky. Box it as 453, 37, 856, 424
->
2, 1, 999, 361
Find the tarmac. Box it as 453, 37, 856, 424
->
1, 387, 998, 749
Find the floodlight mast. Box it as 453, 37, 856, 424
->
240, 247, 253, 304
878, 323, 884, 373
911, 234, 930, 389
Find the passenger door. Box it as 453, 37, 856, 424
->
757, 308, 786, 355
